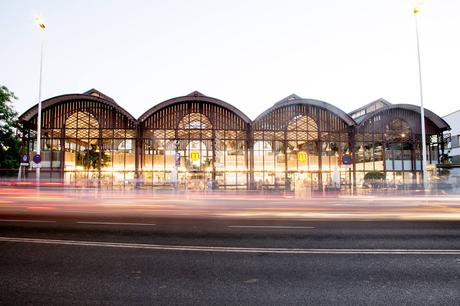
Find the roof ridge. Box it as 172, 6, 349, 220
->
83, 88, 116, 103
274, 94, 302, 105
187, 90, 206, 97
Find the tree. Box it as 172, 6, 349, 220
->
363, 171, 386, 189
0, 86, 21, 176
77, 144, 111, 170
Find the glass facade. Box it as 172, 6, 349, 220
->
140, 99, 249, 190
21, 93, 137, 187
252, 103, 352, 192
355, 108, 445, 189
19, 91, 449, 191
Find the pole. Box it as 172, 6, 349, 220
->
36, 20, 45, 183
414, 9, 428, 190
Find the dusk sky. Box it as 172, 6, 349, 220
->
2, 0, 460, 119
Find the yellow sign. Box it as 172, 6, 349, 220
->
190, 151, 200, 161
298, 151, 307, 162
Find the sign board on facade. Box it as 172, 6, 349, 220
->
190, 151, 200, 161
298, 151, 307, 162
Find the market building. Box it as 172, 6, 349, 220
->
18, 89, 450, 191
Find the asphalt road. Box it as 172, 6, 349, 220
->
1, 215, 459, 305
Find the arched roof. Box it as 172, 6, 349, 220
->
138, 91, 251, 124
254, 94, 356, 126
19, 91, 136, 122
358, 103, 450, 131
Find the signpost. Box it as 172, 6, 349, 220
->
20, 154, 30, 166
32, 154, 42, 168
33, 154, 41, 164
18, 154, 30, 180
175, 152, 181, 166
341, 154, 352, 165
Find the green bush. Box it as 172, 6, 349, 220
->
363, 171, 386, 189
364, 171, 385, 180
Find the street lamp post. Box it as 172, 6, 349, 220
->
413, 4, 428, 190
35, 18, 46, 182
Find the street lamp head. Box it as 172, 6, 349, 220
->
35, 17, 46, 29
413, 0, 424, 14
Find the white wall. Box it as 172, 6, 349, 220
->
443, 110, 460, 163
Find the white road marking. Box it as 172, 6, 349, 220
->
228, 225, 315, 229
0, 219, 56, 223
76, 221, 156, 226
1, 236, 459, 255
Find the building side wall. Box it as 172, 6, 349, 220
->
444, 110, 460, 164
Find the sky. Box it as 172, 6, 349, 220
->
2, 0, 460, 120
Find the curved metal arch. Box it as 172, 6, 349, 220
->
63, 110, 100, 130
358, 104, 450, 131
385, 117, 412, 132
177, 112, 213, 130
19, 93, 136, 122
253, 97, 356, 127
384, 117, 412, 141
286, 114, 318, 131
138, 91, 251, 124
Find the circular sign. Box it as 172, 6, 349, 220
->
190, 151, 200, 161
175, 152, 181, 166
21, 154, 29, 163
341, 154, 352, 165
33, 154, 41, 164
297, 151, 307, 162
174, 139, 180, 147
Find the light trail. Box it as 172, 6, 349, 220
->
228, 225, 315, 229
77, 221, 156, 226
0, 219, 56, 223
1, 187, 460, 221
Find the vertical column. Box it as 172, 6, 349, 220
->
98, 127, 102, 188
135, 123, 141, 189
350, 127, 357, 194
248, 124, 255, 190
410, 136, 416, 181
317, 112, 322, 193
211, 127, 216, 184
439, 132, 445, 163
284, 136, 288, 192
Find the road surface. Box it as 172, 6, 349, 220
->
1, 213, 459, 305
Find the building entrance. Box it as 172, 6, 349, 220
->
178, 171, 213, 191
287, 172, 319, 196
